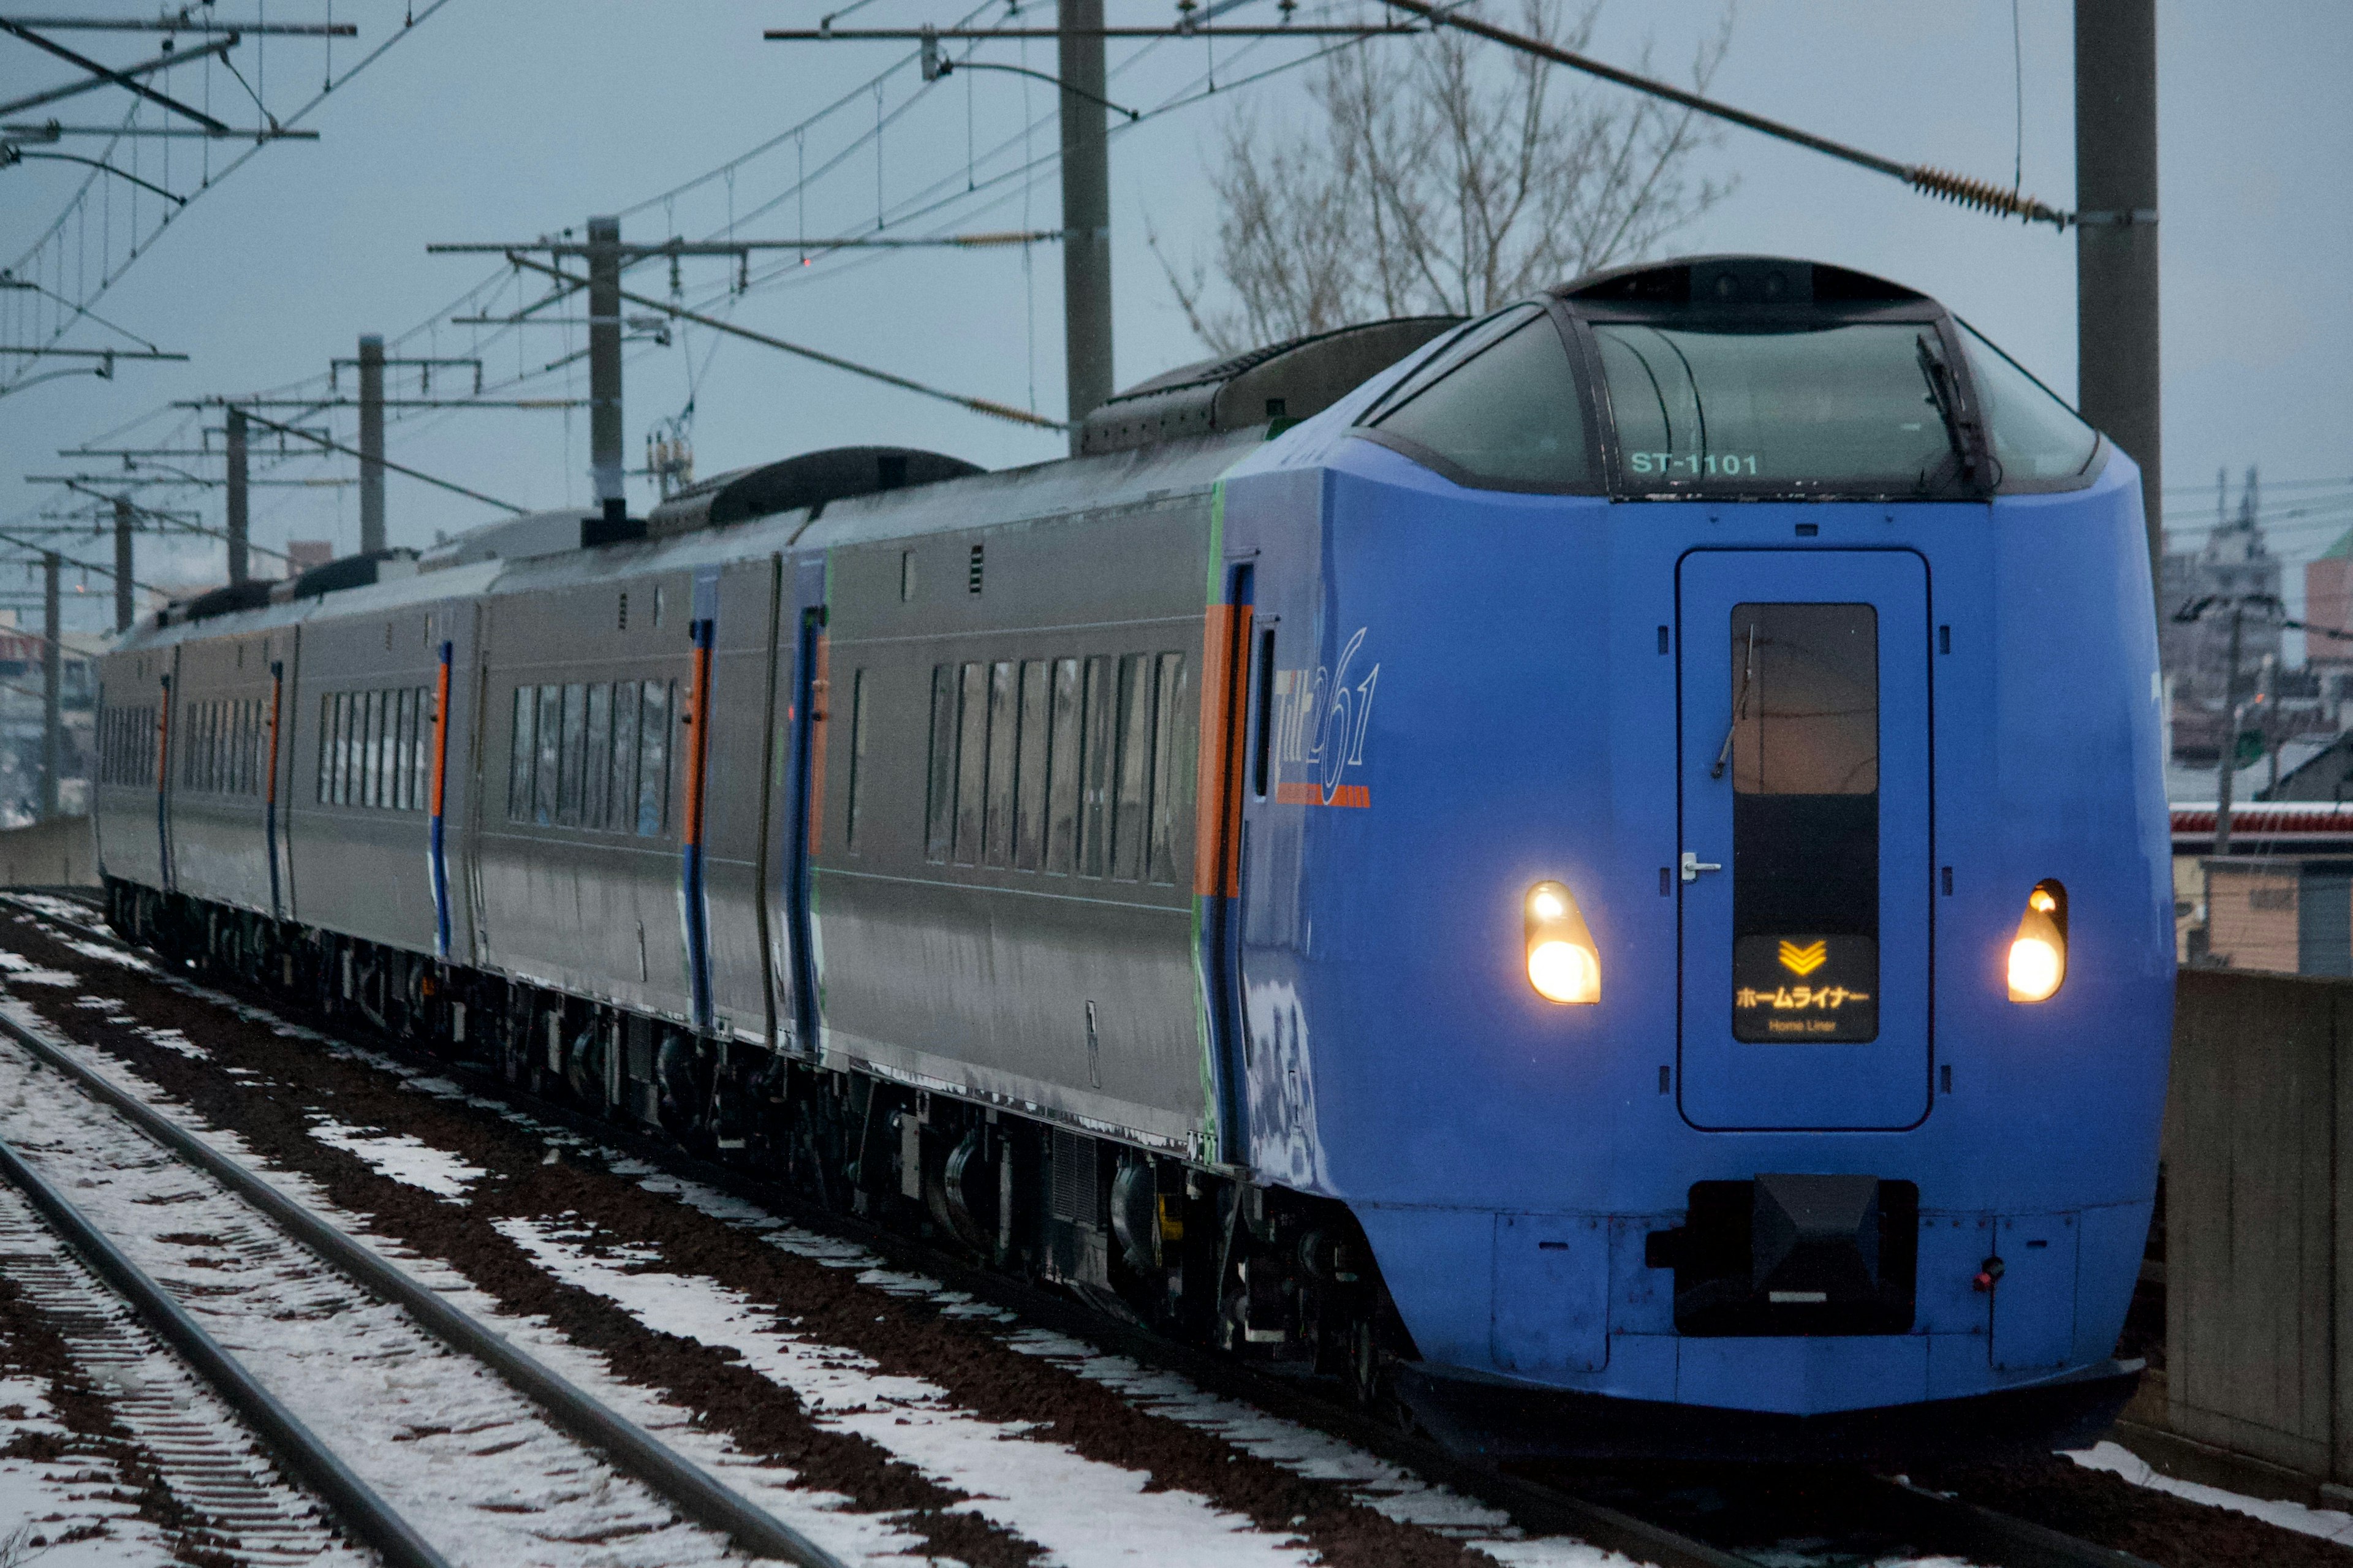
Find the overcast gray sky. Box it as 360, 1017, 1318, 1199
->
4, 1, 2347, 641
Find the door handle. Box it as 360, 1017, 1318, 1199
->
1680, 850, 1722, 883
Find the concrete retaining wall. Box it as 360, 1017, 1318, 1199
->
2165, 967, 2353, 1488
0, 814, 99, 888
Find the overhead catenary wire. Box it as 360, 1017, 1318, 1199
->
1375, 0, 2074, 228
499, 250, 1065, 433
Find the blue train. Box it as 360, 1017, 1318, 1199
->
95, 254, 2173, 1460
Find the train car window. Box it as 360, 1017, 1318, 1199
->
346, 692, 363, 806
1957, 322, 2101, 482
319, 697, 334, 803
924, 665, 955, 862
953, 662, 988, 866
1110, 654, 1154, 882
391, 690, 413, 810
376, 690, 396, 808
1594, 322, 1958, 493
610, 679, 641, 831
334, 692, 354, 806
365, 689, 387, 809
1014, 661, 1049, 871
534, 685, 561, 827
1370, 308, 1591, 489
1078, 656, 1115, 877
845, 670, 870, 852
411, 687, 430, 808
1148, 652, 1191, 887
585, 683, 612, 828
983, 661, 1017, 868
1045, 658, 1081, 876
559, 682, 589, 827
507, 687, 534, 820
1727, 603, 1880, 1044
636, 678, 672, 836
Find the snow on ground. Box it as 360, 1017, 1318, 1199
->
0, 1365, 178, 1568
0, 1000, 944, 1567
2, 895, 102, 926
0, 1183, 369, 1568
499, 1212, 1327, 1568
2068, 1440, 2353, 1547
0, 950, 75, 987
0, 1026, 806, 1568
306, 1115, 489, 1200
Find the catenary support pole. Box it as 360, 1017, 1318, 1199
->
2075, 0, 2161, 592
1058, 0, 1112, 451
112, 494, 132, 632
2213, 600, 2243, 856
40, 550, 60, 821
586, 215, 626, 523
358, 333, 386, 555
225, 403, 249, 585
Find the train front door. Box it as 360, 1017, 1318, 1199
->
1675, 548, 1933, 1131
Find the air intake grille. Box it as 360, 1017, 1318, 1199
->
1050, 1129, 1099, 1226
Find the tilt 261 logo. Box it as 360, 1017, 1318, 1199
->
1268, 627, 1379, 808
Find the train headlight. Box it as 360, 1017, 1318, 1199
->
2007, 881, 2068, 1002
1525, 881, 1600, 1004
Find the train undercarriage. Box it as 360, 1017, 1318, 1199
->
101, 878, 1420, 1423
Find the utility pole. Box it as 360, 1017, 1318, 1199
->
586, 215, 626, 524
224, 404, 249, 585
40, 550, 61, 822
2214, 600, 2245, 857
2075, 0, 2161, 591
357, 333, 386, 554
1058, 0, 1113, 449
112, 494, 133, 632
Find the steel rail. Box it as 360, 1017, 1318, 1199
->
2, 896, 2167, 1568
0, 1006, 847, 1568
0, 1129, 453, 1568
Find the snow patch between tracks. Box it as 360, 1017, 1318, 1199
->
306, 1115, 488, 1200
500, 1212, 1325, 1568
2069, 1440, 2353, 1547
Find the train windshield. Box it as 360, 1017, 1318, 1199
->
1368, 306, 1593, 489
1593, 322, 1961, 495
1956, 322, 2102, 482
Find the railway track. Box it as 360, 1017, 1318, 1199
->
0, 945, 844, 1567
0, 888, 2190, 1568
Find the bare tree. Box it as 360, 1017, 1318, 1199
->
1161, 1, 1735, 354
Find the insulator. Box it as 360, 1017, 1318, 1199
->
1907, 165, 2070, 229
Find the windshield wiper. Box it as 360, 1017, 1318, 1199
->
1915, 332, 1987, 490
1712, 620, 1755, 779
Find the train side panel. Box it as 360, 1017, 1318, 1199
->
159, 628, 281, 915
812, 498, 1216, 1150
93, 645, 173, 892
283, 602, 445, 952
471, 569, 696, 1020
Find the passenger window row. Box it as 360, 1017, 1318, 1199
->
97, 704, 157, 788
916, 652, 1191, 885
317, 686, 433, 812
506, 678, 673, 836
182, 697, 269, 797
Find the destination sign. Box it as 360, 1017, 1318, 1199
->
1732, 933, 1878, 1042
